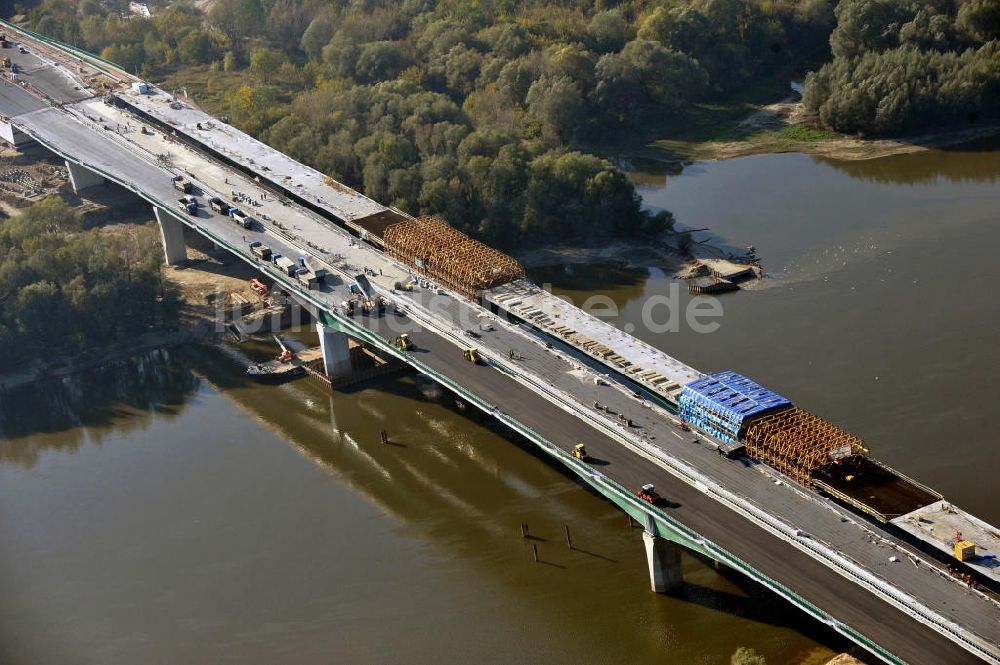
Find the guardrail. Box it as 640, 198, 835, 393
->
0, 19, 128, 80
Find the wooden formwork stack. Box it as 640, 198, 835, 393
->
382, 216, 525, 298
743, 407, 868, 486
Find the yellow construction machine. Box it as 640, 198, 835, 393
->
463, 347, 480, 364
395, 333, 413, 351
572, 443, 589, 461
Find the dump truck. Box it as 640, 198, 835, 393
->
208, 196, 231, 215
172, 176, 192, 193
572, 443, 589, 461
275, 256, 298, 276
297, 257, 327, 282
249, 241, 272, 260
231, 208, 253, 229
464, 348, 480, 364
295, 268, 319, 290
177, 196, 197, 215
395, 334, 413, 351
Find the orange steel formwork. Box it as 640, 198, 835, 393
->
743, 407, 868, 486
382, 216, 525, 298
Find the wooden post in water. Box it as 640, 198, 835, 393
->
532, 544, 538, 563
564, 525, 572, 549
520, 523, 529, 538
380, 429, 388, 445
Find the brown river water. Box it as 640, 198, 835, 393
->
2, 141, 999, 664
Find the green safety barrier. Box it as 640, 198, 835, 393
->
0, 18, 126, 77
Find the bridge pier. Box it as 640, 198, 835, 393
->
317, 323, 352, 379
153, 207, 187, 266
643, 531, 683, 593
65, 159, 104, 193
0, 120, 32, 148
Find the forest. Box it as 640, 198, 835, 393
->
0, 197, 179, 370
17, 0, 837, 247
803, 0, 1000, 135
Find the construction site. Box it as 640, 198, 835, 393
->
2, 19, 998, 662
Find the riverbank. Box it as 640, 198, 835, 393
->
0, 241, 262, 394
647, 97, 1000, 163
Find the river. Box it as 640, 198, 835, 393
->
2, 142, 998, 664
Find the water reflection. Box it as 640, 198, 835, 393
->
0, 342, 846, 663
0, 349, 200, 465
814, 135, 1000, 185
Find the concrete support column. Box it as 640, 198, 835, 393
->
643, 531, 683, 593
0, 121, 32, 147
317, 323, 352, 379
153, 206, 187, 266
65, 160, 104, 193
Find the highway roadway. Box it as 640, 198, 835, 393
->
6, 60, 999, 664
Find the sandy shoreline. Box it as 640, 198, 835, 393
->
656, 97, 1000, 163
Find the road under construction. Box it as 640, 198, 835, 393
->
0, 20, 998, 665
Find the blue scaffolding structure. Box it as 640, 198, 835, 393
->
679, 371, 792, 443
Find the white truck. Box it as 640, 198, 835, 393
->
230, 208, 253, 229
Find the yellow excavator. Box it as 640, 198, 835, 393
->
572, 443, 589, 461
463, 347, 480, 364
395, 333, 412, 351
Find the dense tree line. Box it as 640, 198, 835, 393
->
23, 0, 836, 246
804, 0, 1000, 135
0, 198, 179, 370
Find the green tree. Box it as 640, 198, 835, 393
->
587, 10, 631, 53
956, 0, 1000, 42
177, 30, 223, 66
355, 41, 409, 83
208, 0, 264, 54
525, 75, 585, 141
249, 47, 285, 83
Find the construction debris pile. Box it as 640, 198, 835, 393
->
383, 215, 524, 298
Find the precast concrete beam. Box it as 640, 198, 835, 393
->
153, 206, 187, 266
65, 159, 104, 192
317, 322, 352, 379
643, 530, 683, 593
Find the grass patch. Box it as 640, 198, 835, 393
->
773, 125, 833, 142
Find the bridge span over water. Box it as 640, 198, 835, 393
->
1, 20, 998, 664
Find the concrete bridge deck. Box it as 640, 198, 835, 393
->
1, 22, 998, 664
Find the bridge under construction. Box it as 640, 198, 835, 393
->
0, 19, 998, 665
